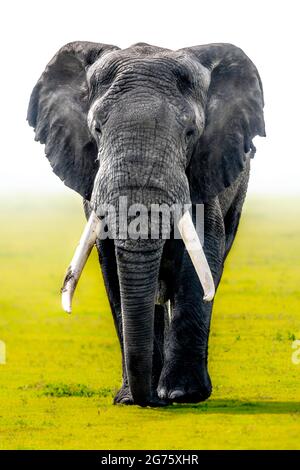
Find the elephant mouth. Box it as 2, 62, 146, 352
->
61, 209, 215, 313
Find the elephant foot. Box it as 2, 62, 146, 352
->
157, 359, 212, 404
140, 391, 171, 408
113, 383, 134, 405
114, 383, 170, 407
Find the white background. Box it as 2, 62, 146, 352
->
1, 0, 299, 195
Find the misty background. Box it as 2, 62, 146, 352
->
1, 0, 299, 196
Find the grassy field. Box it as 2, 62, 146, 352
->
0, 193, 299, 449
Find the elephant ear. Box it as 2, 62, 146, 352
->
27, 41, 119, 200
184, 43, 266, 203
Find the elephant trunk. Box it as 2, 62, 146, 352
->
115, 240, 164, 405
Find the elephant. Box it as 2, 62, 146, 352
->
27, 41, 265, 407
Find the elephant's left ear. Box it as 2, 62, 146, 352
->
27, 41, 119, 200
183, 43, 266, 203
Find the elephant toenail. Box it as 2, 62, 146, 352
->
169, 389, 185, 400
157, 387, 168, 399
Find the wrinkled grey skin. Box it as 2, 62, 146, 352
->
28, 42, 265, 407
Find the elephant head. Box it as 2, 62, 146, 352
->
27, 41, 265, 405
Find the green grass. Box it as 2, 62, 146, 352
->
0, 193, 299, 449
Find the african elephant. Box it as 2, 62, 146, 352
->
27, 42, 265, 407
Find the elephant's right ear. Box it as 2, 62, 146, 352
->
27, 41, 119, 200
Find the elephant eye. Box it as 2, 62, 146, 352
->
186, 129, 195, 138
185, 128, 196, 142
95, 126, 102, 134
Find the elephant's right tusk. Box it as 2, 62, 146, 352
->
61, 211, 102, 313
177, 210, 215, 302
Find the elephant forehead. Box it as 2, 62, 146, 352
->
87, 46, 209, 90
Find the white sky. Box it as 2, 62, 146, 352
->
1, 0, 299, 195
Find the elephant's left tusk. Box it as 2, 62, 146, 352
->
61, 211, 102, 313
177, 210, 215, 302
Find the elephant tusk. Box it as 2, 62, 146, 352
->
61, 211, 102, 313
177, 210, 215, 302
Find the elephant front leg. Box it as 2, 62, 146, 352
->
158, 256, 214, 403
158, 203, 225, 403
